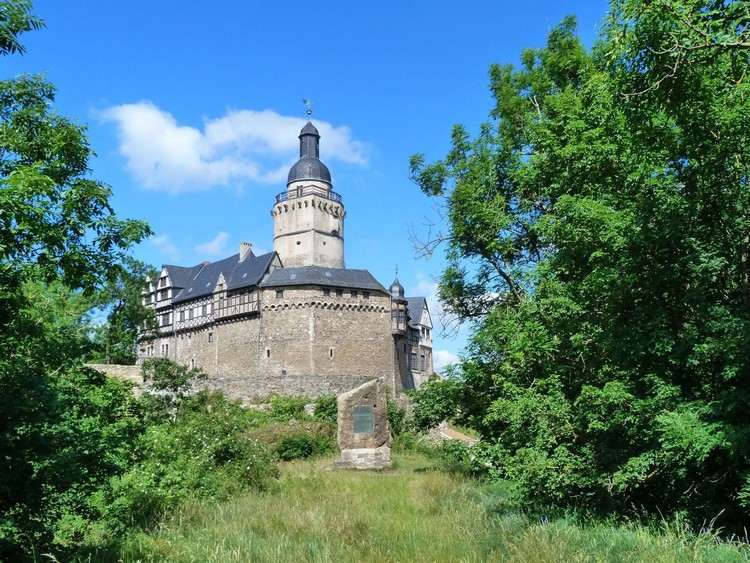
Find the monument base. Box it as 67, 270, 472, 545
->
335, 445, 392, 470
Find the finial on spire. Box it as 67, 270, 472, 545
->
395, 265, 399, 278
302, 98, 313, 118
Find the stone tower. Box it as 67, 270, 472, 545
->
272, 122, 346, 268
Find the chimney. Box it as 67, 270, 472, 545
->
239, 241, 253, 262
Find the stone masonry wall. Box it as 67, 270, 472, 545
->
139, 285, 396, 402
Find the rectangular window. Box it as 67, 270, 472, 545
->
266, 348, 271, 358
159, 277, 166, 288
276, 289, 284, 299
350, 290, 358, 298
363, 291, 370, 299
336, 289, 343, 297
208, 332, 213, 343
179, 310, 185, 322
164, 343, 169, 357
323, 288, 330, 297
329, 347, 334, 359
201, 304, 207, 316
188, 308, 194, 320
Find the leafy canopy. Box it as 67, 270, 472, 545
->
411, 1, 750, 528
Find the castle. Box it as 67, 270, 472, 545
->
138, 122, 433, 400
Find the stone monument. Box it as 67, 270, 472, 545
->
335, 378, 392, 469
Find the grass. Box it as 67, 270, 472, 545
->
116, 453, 750, 563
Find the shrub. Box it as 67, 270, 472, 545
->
86, 393, 278, 549
248, 420, 336, 461
387, 399, 409, 436
410, 378, 461, 431
268, 395, 308, 421
312, 394, 337, 423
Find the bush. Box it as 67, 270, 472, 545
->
248, 420, 336, 461
312, 394, 337, 423
387, 399, 409, 436
268, 395, 308, 421
410, 378, 461, 431
96, 393, 278, 541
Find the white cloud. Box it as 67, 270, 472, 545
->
195, 232, 230, 257
150, 233, 179, 262
100, 102, 366, 193
434, 350, 460, 372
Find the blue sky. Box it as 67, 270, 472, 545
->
6, 0, 608, 369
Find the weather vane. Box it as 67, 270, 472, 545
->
302, 99, 313, 118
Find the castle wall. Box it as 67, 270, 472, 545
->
139, 286, 394, 401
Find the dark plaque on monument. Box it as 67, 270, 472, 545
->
353, 405, 375, 434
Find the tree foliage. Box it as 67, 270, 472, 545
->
411, 1, 750, 527
0, 1, 153, 558
89, 257, 157, 365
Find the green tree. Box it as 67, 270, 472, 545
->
411, 2, 750, 528
0, 1, 151, 558
89, 257, 157, 365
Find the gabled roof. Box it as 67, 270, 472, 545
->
227, 252, 277, 290
406, 296, 428, 328
171, 251, 276, 304
163, 264, 202, 288
261, 266, 388, 293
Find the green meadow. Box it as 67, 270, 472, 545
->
116, 453, 750, 563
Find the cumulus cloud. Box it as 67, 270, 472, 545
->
195, 232, 230, 257
100, 102, 366, 193
150, 233, 179, 262
434, 350, 460, 372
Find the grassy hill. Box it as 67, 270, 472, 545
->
114, 453, 749, 563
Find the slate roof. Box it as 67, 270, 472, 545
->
171, 251, 276, 304
164, 264, 202, 289
261, 266, 388, 293
406, 296, 427, 328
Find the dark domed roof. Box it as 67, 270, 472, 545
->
287, 121, 331, 185
300, 121, 320, 136
390, 277, 405, 299
287, 157, 331, 185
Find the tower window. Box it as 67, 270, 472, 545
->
336, 289, 343, 297
276, 289, 284, 299
208, 332, 213, 343
329, 348, 334, 359
323, 288, 330, 296
350, 290, 358, 298
363, 291, 370, 299
266, 348, 271, 358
